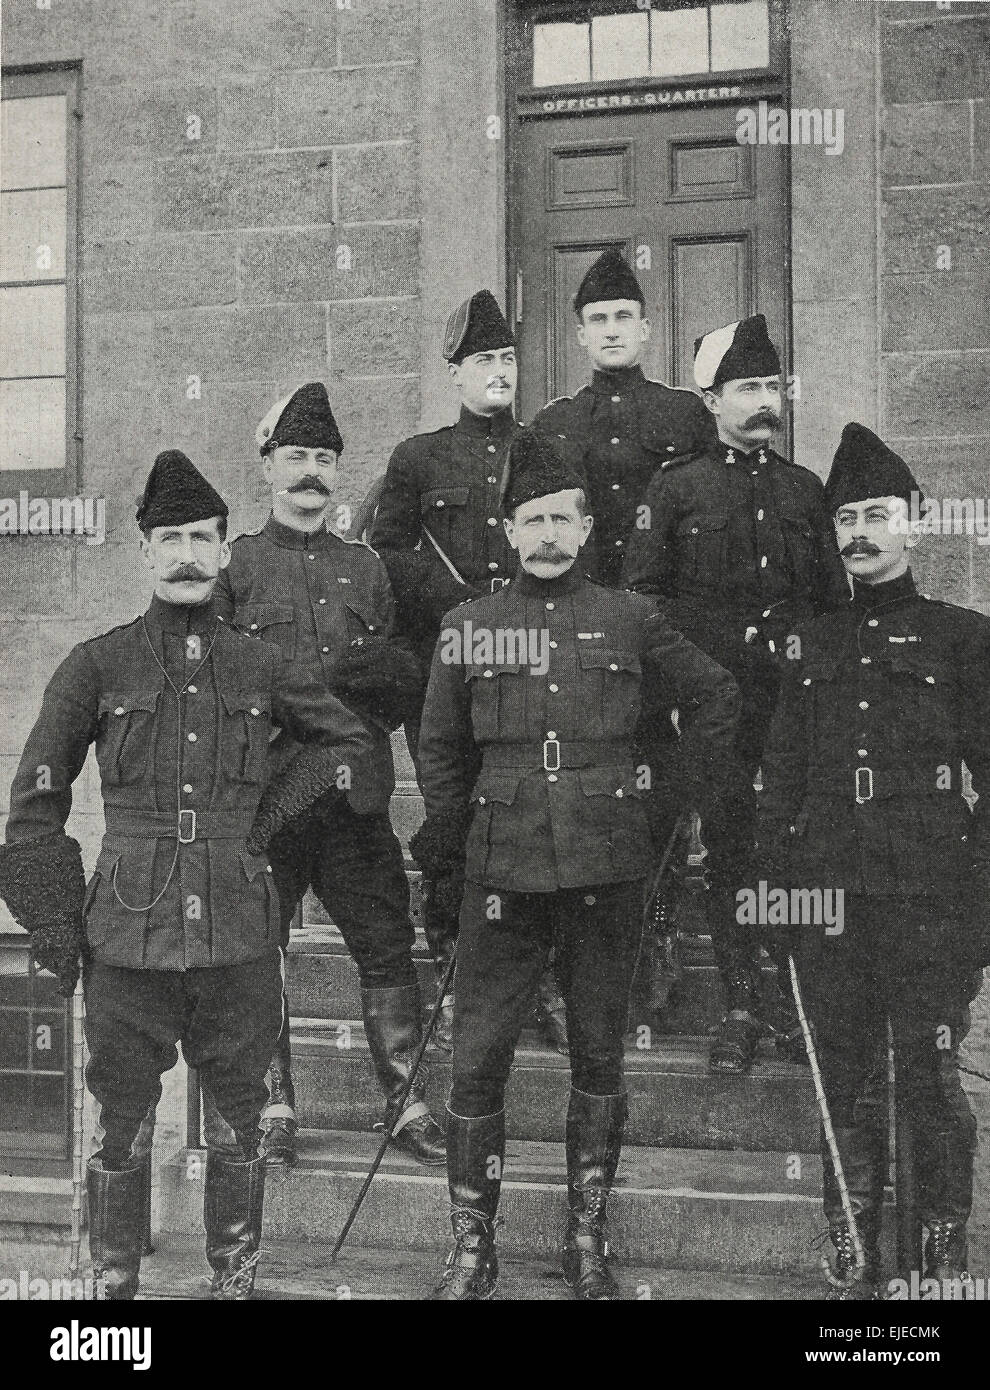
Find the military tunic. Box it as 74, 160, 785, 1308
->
370, 405, 522, 645
417, 564, 739, 1115
215, 515, 417, 988
532, 365, 716, 587
757, 569, 987, 1215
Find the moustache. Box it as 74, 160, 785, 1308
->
166, 565, 210, 582
533, 544, 571, 563
841, 541, 881, 557
744, 412, 780, 430
288, 477, 332, 495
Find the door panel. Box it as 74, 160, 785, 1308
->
514, 103, 789, 425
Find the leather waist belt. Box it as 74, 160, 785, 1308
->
483, 740, 631, 773
103, 809, 251, 843
807, 768, 944, 804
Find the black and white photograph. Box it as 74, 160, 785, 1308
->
0, 0, 988, 1356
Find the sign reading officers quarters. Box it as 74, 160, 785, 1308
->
523, 84, 742, 116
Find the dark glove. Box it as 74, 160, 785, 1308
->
409, 809, 469, 880
0, 832, 87, 996
336, 638, 424, 729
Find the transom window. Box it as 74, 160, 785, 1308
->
531, 1, 771, 88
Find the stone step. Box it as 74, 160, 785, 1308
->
287, 921, 781, 1037
160, 1128, 845, 1275
135, 1232, 824, 1300
284, 1019, 818, 1152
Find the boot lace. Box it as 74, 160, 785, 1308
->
927, 1221, 966, 1273
205, 1248, 261, 1297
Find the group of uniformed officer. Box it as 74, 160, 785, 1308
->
0, 248, 986, 1301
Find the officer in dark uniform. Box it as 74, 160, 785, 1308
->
411, 429, 739, 1300
370, 293, 568, 1053
758, 423, 990, 1299
623, 315, 850, 1074
214, 382, 446, 1168
0, 451, 373, 1300
531, 248, 716, 589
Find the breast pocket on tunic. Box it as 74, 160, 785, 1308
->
887, 652, 955, 742
220, 690, 273, 784
96, 691, 160, 785
779, 507, 816, 580
465, 661, 529, 736
577, 647, 642, 729
235, 602, 296, 661
467, 768, 525, 882
421, 486, 470, 552
343, 595, 382, 640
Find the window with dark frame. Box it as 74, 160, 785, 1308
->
0, 66, 79, 490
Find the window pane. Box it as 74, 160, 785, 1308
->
592, 13, 650, 82
650, 6, 711, 77
0, 188, 66, 282
533, 22, 592, 87
711, 0, 770, 71
0, 1011, 29, 1070
0, 285, 66, 376
1, 95, 67, 190
0, 377, 66, 471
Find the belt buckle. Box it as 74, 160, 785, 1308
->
178, 809, 197, 843
490, 577, 508, 593
543, 738, 561, 772
855, 767, 873, 804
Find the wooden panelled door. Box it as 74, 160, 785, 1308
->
513, 103, 789, 426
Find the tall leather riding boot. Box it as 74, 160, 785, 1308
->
130, 1102, 157, 1255
709, 887, 763, 1076
361, 985, 447, 1165
563, 1088, 627, 1301
917, 1120, 976, 1283
821, 1123, 885, 1300
260, 1019, 298, 1168
534, 963, 569, 1056
420, 878, 457, 1052
86, 1159, 145, 1301
204, 1150, 267, 1300
432, 1108, 504, 1301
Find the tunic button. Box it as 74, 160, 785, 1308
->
615, 540, 623, 547
858, 749, 868, 758
611, 395, 621, 403
691, 527, 699, 535
611, 483, 620, 491
868, 619, 878, 627
757, 509, 764, 521
250, 707, 260, 716
762, 609, 772, 619
484, 670, 493, 678
585, 894, 597, 904
760, 556, 768, 568
487, 476, 498, 484
188, 684, 197, 693
925, 675, 935, 683
250, 623, 259, 631
478, 796, 486, 806
183, 783, 193, 793
547, 731, 557, 739
114, 705, 125, 715
666, 445, 675, 452
546, 602, 555, 611
319, 598, 326, 604
549, 683, 559, 693
322, 646, 330, 654
859, 701, 869, 710
609, 662, 618, 671
611, 437, 620, 445
487, 517, 497, 526
547, 774, 559, 784
861, 657, 871, 665
488, 562, 498, 571
368, 626, 375, 633
615, 788, 624, 798
308, 554, 316, 560
802, 678, 811, 686
487, 444, 496, 453
187, 732, 197, 742
549, 640, 558, 649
